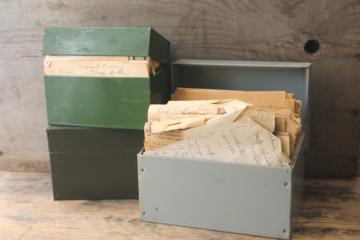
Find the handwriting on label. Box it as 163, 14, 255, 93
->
58, 63, 125, 76
44, 56, 151, 77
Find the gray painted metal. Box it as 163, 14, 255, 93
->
138, 60, 309, 238
172, 59, 310, 131
290, 134, 306, 235
173, 59, 311, 68
138, 133, 305, 239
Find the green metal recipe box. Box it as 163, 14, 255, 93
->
48, 126, 143, 200
43, 27, 171, 129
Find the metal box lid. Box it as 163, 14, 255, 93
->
172, 59, 311, 128
43, 27, 170, 64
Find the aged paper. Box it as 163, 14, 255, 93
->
145, 90, 301, 159
173, 87, 298, 114
287, 118, 301, 156
144, 109, 277, 152
44, 55, 158, 77
173, 87, 289, 106
184, 109, 245, 137
172, 87, 286, 102
148, 102, 220, 122
157, 114, 218, 121
144, 108, 246, 151
239, 105, 276, 132
144, 118, 289, 167
148, 117, 207, 134
274, 107, 301, 156
148, 99, 248, 122
144, 100, 276, 151
276, 132, 291, 157
144, 123, 184, 151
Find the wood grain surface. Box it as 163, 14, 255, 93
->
0, 0, 359, 176
0, 171, 359, 240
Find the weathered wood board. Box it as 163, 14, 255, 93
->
0, 171, 359, 239
0, 0, 359, 176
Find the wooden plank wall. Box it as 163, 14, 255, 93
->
0, 0, 359, 177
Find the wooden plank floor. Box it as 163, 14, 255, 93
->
0, 171, 359, 240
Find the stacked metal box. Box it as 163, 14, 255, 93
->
43, 27, 310, 239
43, 27, 170, 200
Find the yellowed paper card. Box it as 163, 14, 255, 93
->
276, 132, 291, 157
149, 117, 207, 133
173, 87, 298, 113
144, 123, 184, 151
145, 118, 289, 167
44, 55, 157, 77
240, 106, 276, 132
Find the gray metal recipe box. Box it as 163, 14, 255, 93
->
138, 60, 311, 239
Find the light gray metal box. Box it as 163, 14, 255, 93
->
138, 60, 311, 239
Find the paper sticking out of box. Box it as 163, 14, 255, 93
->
241, 105, 276, 133
145, 99, 250, 150
173, 87, 301, 116
172, 88, 302, 158
44, 55, 159, 77
144, 98, 291, 167
144, 117, 288, 168
144, 88, 303, 167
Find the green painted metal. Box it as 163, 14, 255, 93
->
149, 28, 171, 64
43, 27, 171, 199
47, 126, 142, 200
45, 74, 155, 129
150, 68, 171, 104
43, 27, 171, 129
43, 27, 170, 64
44, 70, 169, 129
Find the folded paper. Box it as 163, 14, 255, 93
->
173, 88, 302, 157
144, 88, 302, 166
144, 118, 289, 167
